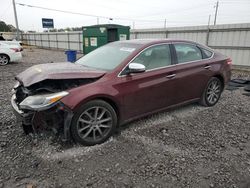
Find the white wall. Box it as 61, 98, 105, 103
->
130, 23, 250, 66
20, 23, 250, 67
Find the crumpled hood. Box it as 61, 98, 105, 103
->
16, 62, 106, 87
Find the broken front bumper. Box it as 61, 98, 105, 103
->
11, 93, 74, 141
11, 94, 34, 134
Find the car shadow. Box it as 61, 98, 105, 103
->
117, 102, 200, 134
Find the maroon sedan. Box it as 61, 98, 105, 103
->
11, 39, 231, 146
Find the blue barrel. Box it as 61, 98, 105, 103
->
65, 50, 77, 62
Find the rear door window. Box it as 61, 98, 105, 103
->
174, 43, 202, 64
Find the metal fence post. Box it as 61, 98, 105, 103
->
206, 28, 210, 46
27, 34, 30, 45
56, 33, 58, 49
165, 30, 168, 39
135, 32, 138, 39
34, 34, 37, 47
78, 32, 81, 53
48, 33, 50, 48
20, 32, 23, 42
40, 34, 43, 48
67, 33, 70, 50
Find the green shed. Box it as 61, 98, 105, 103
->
82, 24, 130, 54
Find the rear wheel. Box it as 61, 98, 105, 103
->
0, 54, 9, 66
200, 77, 222, 107
71, 100, 117, 146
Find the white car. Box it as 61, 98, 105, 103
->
0, 40, 23, 51
0, 42, 22, 66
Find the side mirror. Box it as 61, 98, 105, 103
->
127, 63, 146, 74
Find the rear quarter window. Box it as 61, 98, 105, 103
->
201, 48, 213, 59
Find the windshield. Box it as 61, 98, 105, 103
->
75, 43, 139, 71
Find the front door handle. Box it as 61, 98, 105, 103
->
204, 65, 211, 69
166, 74, 176, 79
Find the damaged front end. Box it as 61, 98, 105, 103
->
11, 79, 95, 141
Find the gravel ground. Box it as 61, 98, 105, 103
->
0, 47, 250, 188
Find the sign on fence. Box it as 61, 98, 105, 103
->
42, 18, 54, 28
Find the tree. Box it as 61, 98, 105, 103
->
0, 21, 12, 32
7, 24, 17, 32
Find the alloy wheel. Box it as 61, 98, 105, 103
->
0, 55, 9, 66
206, 79, 221, 105
76, 106, 113, 142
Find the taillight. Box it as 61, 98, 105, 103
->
11, 48, 20, 52
226, 58, 232, 65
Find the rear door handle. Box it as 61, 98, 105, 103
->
166, 74, 176, 79
204, 65, 211, 69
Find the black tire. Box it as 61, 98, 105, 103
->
0, 54, 10, 66
200, 77, 223, 107
71, 100, 117, 146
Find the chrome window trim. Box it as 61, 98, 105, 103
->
117, 41, 214, 78
118, 43, 172, 77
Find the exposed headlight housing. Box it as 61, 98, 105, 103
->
19, 91, 69, 111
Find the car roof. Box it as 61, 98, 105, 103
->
113, 39, 213, 51
115, 39, 198, 45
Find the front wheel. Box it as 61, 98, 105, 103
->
200, 77, 223, 107
0, 54, 10, 66
71, 100, 117, 146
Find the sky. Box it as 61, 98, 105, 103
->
1, 0, 250, 31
